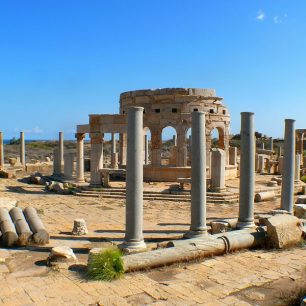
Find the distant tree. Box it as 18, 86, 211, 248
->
9, 137, 20, 145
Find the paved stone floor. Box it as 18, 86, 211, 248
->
0, 176, 305, 306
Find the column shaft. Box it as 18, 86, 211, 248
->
90, 133, 104, 186
20, 132, 25, 168
59, 132, 64, 173
280, 119, 295, 213
0, 132, 4, 169
184, 111, 207, 238
237, 112, 255, 229
122, 107, 146, 249
144, 134, 149, 164
111, 133, 116, 154
76, 133, 85, 182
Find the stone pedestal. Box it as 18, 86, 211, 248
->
229, 147, 237, 165
258, 155, 265, 174
281, 119, 295, 214
211, 148, 226, 192
90, 133, 104, 186
184, 111, 207, 238
76, 133, 85, 183
121, 107, 146, 250
237, 112, 255, 229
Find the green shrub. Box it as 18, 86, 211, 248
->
87, 248, 124, 281
301, 176, 306, 183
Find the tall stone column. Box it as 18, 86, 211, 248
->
144, 134, 149, 164
0, 132, 4, 169
281, 119, 295, 214
261, 142, 265, 150
278, 156, 284, 174
76, 133, 85, 183
90, 133, 104, 186
269, 137, 273, 151
184, 111, 207, 238
59, 131, 64, 173
300, 133, 304, 167
20, 131, 25, 168
211, 148, 226, 192
111, 133, 116, 154
119, 133, 127, 166
121, 107, 146, 250
173, 135, 177, 146
295, 154, 301, 182
237, 112, 255, 229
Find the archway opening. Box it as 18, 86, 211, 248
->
186, 127, 192, 165
161, 126, 177, 166
211, 127, 225, 149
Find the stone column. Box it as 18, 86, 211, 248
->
300, 133, 304, 167
121, 107, 146, 250
59, 132, 64, 173
295, 154, 301, 182
111, 153, 118, 169
269, 137, 273, 151
111, 133, 116, 154
211, 148, 226, 192
229, 147, 237, 165
261, 142, 265, 150
144, 134, 149, 165
173, 135, 177, 146
278, 146, 282, 156
0, 132, 4, 169
20, 131, 25, 168
64, 151, 74, 179
237, 112, 255, 229
76, 133, 85, 183
119, 133, 127, 166
184, 111, 207, 238
280, 119, 295, 214
90, 133, 104, 186
258, 155, 265, 174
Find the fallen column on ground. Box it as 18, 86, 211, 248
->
24, 207, 49, 244
0, 208, 18, 246
9, 207, 33, 245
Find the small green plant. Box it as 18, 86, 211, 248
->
301, 176, 306, 183
87, 248, 124, 281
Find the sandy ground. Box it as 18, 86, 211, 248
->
0, 175, 305, 306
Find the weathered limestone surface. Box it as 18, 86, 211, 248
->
294, 204, 306, 218
211, 148, 226, 192
264, 215, 302, 248
254, 191, 275, 202
72, 218, 88, 235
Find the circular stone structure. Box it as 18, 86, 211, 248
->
120, 88, 231, 181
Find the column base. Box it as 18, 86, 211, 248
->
76, 178, 85, 183
118, 239, 146, 251
183, 228, 208, 239
236, 221, 256, 229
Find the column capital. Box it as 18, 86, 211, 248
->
75, 133, 86, 141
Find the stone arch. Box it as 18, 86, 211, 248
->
210, 126, 225, 150
161, 126, 177, 166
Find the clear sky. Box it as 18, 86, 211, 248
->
0, 0, 305, 140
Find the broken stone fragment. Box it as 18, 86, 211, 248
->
296, 195, 306, 204
294, 204, 306, 219
263, 215, 303, 249
72, 219, 88, 236
211, 221, 229, 234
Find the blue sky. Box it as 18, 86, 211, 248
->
0, 0, 305, 140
